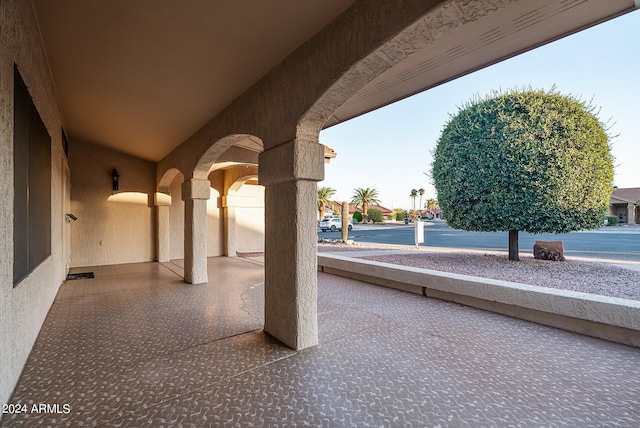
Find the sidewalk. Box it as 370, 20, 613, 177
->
337, 221, 640, 233
583, 224, 640, 233
320, 242, 640, 271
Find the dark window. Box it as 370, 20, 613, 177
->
61, 128, 69, 157
13, 65, 51, 286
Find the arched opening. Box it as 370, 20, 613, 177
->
167, 171, 185, 261
228, 172, 264, 256
208, 163, 262, 256
188, 136, 263, 262
154, 168, 185, 266
156, 140, 263, 280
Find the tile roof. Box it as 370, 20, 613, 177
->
611, 188, 640, 204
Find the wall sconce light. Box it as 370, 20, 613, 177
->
111, 168, 120, 191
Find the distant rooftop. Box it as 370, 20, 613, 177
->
612, 187, 640, 203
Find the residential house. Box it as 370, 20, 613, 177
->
609, 187, 640, 225
422, 207, 442, 219
349, 203, 394, 221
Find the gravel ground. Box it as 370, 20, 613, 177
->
318, 243, 640, 301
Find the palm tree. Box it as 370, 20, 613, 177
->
410, 189, 418, 210
426, 198, 439, 211
317, 186, 336, 223
418, 188, 425, 210
351, 187, 380, 223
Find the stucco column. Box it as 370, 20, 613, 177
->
259, 139, 324, 350
182, 179, 210, 284
628, 203, 636, 225
222, 195, 237, 256
154, 193, 172, 262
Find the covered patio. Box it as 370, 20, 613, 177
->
3, 0, 640, 422
3, 258, 639, 426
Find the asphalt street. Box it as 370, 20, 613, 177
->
318, 220, 640, 261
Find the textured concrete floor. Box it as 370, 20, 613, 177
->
2, 257, 639, 427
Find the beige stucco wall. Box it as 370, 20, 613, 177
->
69, 141, 156, 267
169, 174, 185, 260
0, 0, 68, 413
207, 187, 224, 257
235, 184, 265, 253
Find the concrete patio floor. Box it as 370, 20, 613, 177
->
2, 256, 639, 427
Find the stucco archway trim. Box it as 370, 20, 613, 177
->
298, 0, 513, 141
228, 174, 258, 193
157, 167, 184, 194
194, 134, 263, 179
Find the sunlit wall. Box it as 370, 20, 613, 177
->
69, 141, 156, 267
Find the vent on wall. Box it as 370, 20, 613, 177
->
512, 0, 588, 31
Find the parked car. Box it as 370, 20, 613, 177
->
320, 216, 352, 232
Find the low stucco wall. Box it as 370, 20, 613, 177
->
318, 253, 640, 347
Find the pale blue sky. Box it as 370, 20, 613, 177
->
320, 9, 640, 211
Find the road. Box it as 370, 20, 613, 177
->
318, 221, 640, 261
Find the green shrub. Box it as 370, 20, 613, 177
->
353, 211, 363, 223
431, 88, 613, 260
367, 208, 384, 223
395, 212, 404, 221
605, 215, 619, 226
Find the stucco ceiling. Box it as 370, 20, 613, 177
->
33, 0, 356, 161
33, 0, 637, 162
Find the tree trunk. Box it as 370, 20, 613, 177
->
508, 230, 520, 261
363, 203, 368, 223
341, 202, 349, 243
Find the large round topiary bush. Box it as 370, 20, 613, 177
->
431, 88, 614, 260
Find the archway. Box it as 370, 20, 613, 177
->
155, 168, 184, 264
203, 141, 262, 257
218, 167, 262, 256
170, 136, 262, 283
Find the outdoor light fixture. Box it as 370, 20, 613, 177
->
111, 168, 120, 191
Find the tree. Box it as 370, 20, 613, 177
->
351, 188, 380, 224
431, 88, 614, 261
393, 208, 405, 221
367, 208, 384, 223
317, 186, 336, 222
425, 198, 440, 219
418, 188, 425, 210
410, 189, 418, 210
